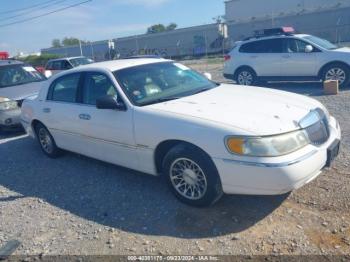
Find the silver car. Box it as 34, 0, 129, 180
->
0, 60, 46, 131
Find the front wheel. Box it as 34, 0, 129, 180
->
322, 63, 350, 89
162, 143, 223, 207
235, 68, 257, 86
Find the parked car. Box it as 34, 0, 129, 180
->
44, 56, 94, 78
224, 27, 350, 88
0, 60, 46, 131
21, 58, 341, 206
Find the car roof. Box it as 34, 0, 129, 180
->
0, 60, 24, 66
48, 56, 86, 62
239, 34, 310, 44
76, 58, 171, 72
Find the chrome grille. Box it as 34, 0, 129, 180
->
301, 108, 330, 146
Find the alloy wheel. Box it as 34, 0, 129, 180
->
238, 71, 253, 85
38, 128, 53, 154
170, 158, 208, 200
325, 68, 346, 85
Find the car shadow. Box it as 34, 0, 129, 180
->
0, 136, 288, 239
261, 82, 350, 97
0, 129, 26, 140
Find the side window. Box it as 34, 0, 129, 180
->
48, 73, 81, 103
240, 42, 259, 53
263, 39, 283, 53
46, 62, 53, 70
82, 72, 117, 105
52, 61, 62, 70
285, 39, 314, 53
63, 61, 73, 70
240, 39, 283, 53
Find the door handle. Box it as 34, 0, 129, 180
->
43, 108, 51, 113
282, 55, 291, 58
79, 114, 91, 120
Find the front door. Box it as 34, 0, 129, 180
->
75, 71, 138, 170
280, 38, 318, 77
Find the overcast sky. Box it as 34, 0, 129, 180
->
0, 0, 224, 55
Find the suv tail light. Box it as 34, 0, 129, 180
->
224, 55, 231, 61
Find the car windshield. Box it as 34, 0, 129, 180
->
303, 35, 338, 50
114, 62, 218, 106
0, 64, 46, 88
69, 57, 94, 67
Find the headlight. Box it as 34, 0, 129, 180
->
226, 130, 310, 157
0, 97, 18, 111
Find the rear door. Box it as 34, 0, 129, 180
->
239, 38, 284, 77
280, 38, 318, 76
40, 72, 87, 152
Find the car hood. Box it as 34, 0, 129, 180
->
332, 47, 350, 53
146, 84, 321, 135
0, 81, 44, 101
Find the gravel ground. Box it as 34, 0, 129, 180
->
0, 59, 349, 258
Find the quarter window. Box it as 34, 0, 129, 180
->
82, 73, 117, 105
48, 73, 80, 102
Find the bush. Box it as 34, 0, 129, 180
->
19, 54, 62, 67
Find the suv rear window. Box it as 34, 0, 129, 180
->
240, 39, 283, 53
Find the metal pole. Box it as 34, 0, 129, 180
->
79, 40, 83, 56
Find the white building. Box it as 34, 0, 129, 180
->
225, 0, 350, 23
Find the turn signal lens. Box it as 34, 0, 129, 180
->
226, 138, 244, 155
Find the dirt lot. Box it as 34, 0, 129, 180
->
0, 59, 349, 257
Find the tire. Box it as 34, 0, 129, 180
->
34, 122, 62, 158
322, 63, 350, 89
234, 67, 257, 86
162, 143, 223, 207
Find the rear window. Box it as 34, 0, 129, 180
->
240, 39, 283, 53
0, 64, 45, 88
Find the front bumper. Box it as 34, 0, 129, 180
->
0, 108, 22, 129
214, 116, 341, 195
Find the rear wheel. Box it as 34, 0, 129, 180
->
162, 143, 223, 207
34, 123, 62, 158
235, 68, 257, 86
322, 63, 350, 88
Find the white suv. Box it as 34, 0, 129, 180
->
223, 28, 350, 88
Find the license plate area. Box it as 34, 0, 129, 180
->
326, 139, 340, 167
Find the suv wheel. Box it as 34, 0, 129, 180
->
322, 63, 350, 88
235, 68, 257, 86
162, 143, 223, 207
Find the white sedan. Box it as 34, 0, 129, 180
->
21, 58, 341, 207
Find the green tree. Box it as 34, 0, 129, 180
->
147, 23, 177, 34
147, 24, 166, 34
52, 39, 61, 48
62, 37, 85, 47
166, 23, 177, 31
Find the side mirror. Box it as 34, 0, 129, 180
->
96, 95, 126, 111
44, 70, 52, 78
305, 45, 313, 53
203, 72, 212, 80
